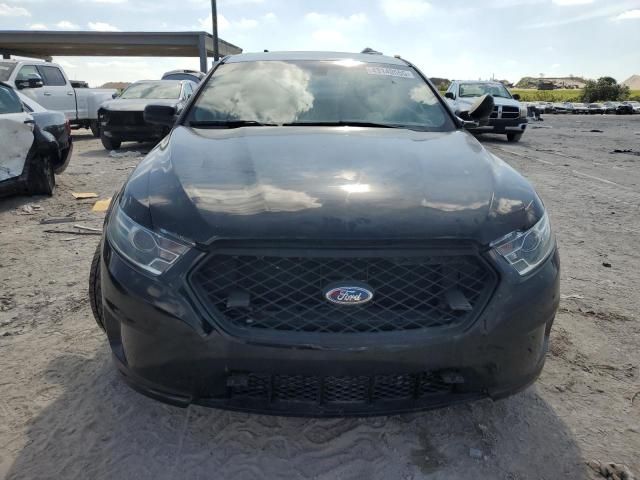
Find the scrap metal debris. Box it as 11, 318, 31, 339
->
39, 216, 77, 225
611, 149, 640, 156
44, 229, 101, 236
44, 224, 102, 236
17, 204, 43, 215
92, 198, 112, 212
587, 460, 635, 480
72, 224, 101, 233
71, 192, 98, 200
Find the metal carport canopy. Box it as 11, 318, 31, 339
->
0, 30, 242, 72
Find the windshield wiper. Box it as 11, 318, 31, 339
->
188, 120, 275, 128
283, 121, 413, 130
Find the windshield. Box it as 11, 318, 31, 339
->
186, 60, 454, 131
0, 62, 17, 82
459, 83, 512, 99
120, 82, 181, 100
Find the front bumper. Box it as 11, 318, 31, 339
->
99, 241, 560, 416
54, 138, 73, 174
470, 117, 528, 135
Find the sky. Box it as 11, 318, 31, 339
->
0, 0, 639, 87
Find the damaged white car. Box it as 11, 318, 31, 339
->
0, 82, 60, 196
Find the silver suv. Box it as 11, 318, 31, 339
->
445, 81, 528, 142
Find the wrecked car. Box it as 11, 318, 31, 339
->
97, 80, 196, 150
89, 51, 560, 416
17, 91, 73, 175
445, 80, 528, 142
1, 82, 70, 197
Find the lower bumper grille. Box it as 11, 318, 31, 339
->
191, 246, 497, 336
229, 372, 453, 405
105, 111, 145, 126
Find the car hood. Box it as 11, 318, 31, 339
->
457, 96, 520, 110
121, 126, 543, 246
100, 98, 180, 112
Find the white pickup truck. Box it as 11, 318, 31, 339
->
0, 60, 117, 136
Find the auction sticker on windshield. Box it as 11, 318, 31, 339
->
366, 67, 414, 78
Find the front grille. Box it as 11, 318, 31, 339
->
190, 247, 497, 336
229, 372, 452, 405
501, 106, 520, 118
107, 111, 145, 126
490, 106, 520, 119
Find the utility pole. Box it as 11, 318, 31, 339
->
211, 0, 220, 62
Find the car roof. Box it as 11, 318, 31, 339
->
162, 69, 205, 79
454, 80, 504, 85
225, 51, 409, 66
131, 80, 185, 85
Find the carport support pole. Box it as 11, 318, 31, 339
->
211, 0, 220, 62
198, 34, 207, 73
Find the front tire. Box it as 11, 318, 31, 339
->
507, 132, 523, 143
27, 154, 55, 196
89, 243, 105, 331
101, 132, 121, 150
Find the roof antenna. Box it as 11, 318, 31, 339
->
361, 47, 383, 55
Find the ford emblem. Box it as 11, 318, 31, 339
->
324, 283, 374, 306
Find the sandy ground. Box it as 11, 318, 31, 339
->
1, 115, 639, 480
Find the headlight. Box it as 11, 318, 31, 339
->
520, 105, 528, 117
491, 211, 554, 275
107, 206, 191, 275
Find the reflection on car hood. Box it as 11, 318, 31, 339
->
100, 98, 180, 112
122, 126, 543, 245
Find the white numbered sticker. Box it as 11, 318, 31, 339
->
366, 67, 415, 79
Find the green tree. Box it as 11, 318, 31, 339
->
582, 77, 630, 102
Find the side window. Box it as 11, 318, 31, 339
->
16, 65, 40, 81
37, 66, 67, 86
0, 86, 23, 114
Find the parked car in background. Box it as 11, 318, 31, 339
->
616, 102, 634, 115
572, 103, 589, 114
0, 60, 117, 137
17, 90, 73, 175
551, 103, 569, 114
89, 51, 559, 416
562, 102, 575, 114
588, 103, 605, 114
162, 69, 206, 83
624, 101, 640, 114
0, 82, 63, 196
445, 80, 527, 142
98, 80, 196, 150
603, 102, 620, 114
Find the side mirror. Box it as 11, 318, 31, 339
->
112, 92, 118, 99
512, 94, 521, 101
444, 92, 455, 100
144, 104, 177, 127
16, 77, 44, 90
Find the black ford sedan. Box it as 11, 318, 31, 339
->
89, 51, 559, 416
